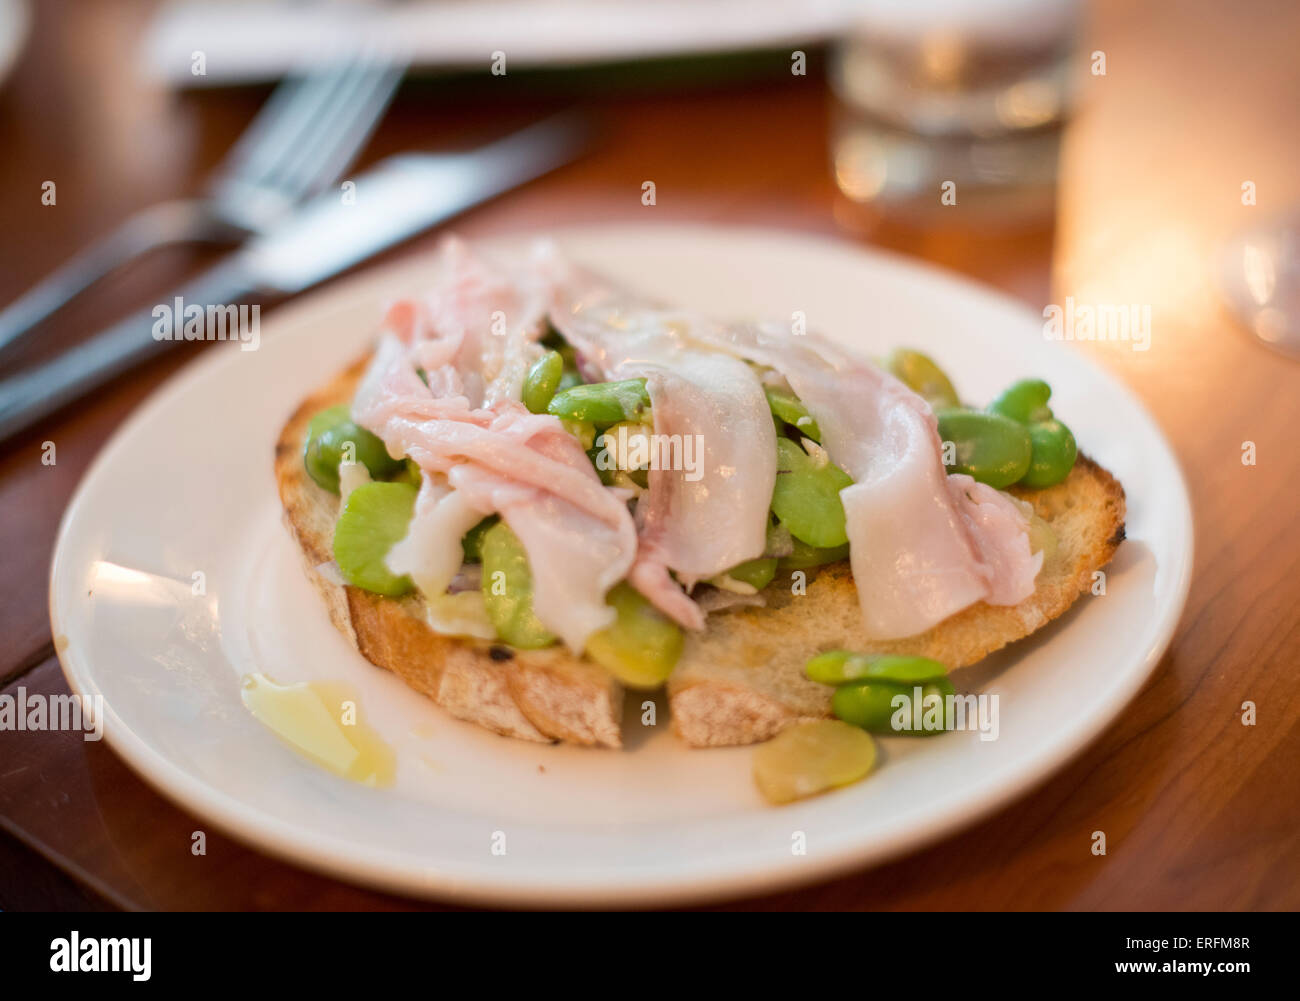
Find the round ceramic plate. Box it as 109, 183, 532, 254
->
50, 225, 1193, 907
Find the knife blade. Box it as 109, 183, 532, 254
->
0, 114, 589, 446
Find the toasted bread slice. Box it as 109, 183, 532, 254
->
667, 456, 1126, 745
275, 357, 625, 747
277, 357, 1125, 750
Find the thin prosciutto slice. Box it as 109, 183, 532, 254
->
383, 236, 556, 408
686, 319, 1041, 640
352, 241, 638, 651
628, 355, 776, 582
547, 265, 776, 629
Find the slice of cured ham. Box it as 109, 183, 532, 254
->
683, 319, 1041, 639
352, 241, 638, 651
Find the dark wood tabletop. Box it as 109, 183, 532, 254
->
1, 0, 1297, 911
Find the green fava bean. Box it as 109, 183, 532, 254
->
806, 651, 949, 686
721, 557, 778, 591
777, 536, 850, 570
332, 481, 418, 597
480, 522, 556, 649
1021, 419, 1078, 489
989, 378, 1054, 425
832, 681, 905, 733
752, 720, 877, 805
547, 378, 651, 426
562, 419, 596, 450
936, 408, 1032, 489
884, 348, 960, 409
832, 677, 957, 735
523, 350, 564, 414
770, 438, 854, 548
304, 405, 404, 493
584, 583, 684, 688
764, 387, 821, 441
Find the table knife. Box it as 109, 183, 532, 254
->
0, 114, 588, 445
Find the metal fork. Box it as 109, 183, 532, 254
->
0, 55, 405, 358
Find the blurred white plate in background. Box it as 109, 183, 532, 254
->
144, 0, 852, 87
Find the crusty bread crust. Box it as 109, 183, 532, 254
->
667, 455, 1126, 745
275, 358, 625, 748
277, 356, 1125, 750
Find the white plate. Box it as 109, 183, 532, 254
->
143, 0, 852, 87
0, 0, 30, 89
50, 225, 1193, 907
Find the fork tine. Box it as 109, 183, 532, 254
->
308, 62, 406, 189
209, 60, 359, 195
214, 74, 316, 177
262, 58, 405, 201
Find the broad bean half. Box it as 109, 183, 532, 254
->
770, 438, 853, 548
1021, 419, 1077, 489
831, 676, 957, 736
884, 348, 961, 409
806, 651, 950, 686
936, 408, 1032, 489
989, 379, 1077, 488
332, 481, 418, 597
719, 556, 778, 591
480, 522, 557, 649
522, 350, 564, 414
765, 387, 821, 441
547, 378, 651, 426
584, 582, 684, 688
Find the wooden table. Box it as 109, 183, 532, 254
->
1, 0, 1296, 911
